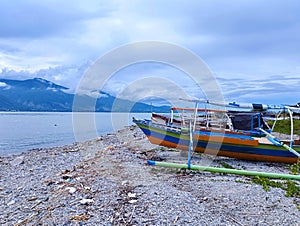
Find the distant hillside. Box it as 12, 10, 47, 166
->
0, 78, 170, 112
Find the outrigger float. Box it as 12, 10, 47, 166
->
133, 99, 300, 180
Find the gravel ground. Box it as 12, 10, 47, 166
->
0, 125, 299, 225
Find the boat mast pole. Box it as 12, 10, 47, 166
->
205, 102, 209, 129
193, 102, 198, 131
271, 110, 281, 131
187, 101, 198, 169
287, 108, 294, 148
170, 108, 174, 125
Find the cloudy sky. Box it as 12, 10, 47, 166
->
0, 0, 300, 105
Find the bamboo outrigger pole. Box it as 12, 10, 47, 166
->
259, 128, 300, 158
187, 101, 199, 169
147, 160, 300, 180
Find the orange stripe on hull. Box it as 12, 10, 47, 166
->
194, 134, 258, 146
147, 136, 298, 164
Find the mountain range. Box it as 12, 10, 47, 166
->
0, 78, 170, 112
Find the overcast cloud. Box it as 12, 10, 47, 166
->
0, 0, 299, 105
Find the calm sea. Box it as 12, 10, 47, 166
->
0, 112, 150, 156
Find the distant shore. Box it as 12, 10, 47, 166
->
0, 125, 299, 225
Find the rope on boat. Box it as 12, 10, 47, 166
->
147, 160, 300, 180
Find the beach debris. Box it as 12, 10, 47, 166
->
127, 192, 138, 204
62, 174, 73, 180
128, 199, 138, 204
26, 197, 38, 201
70, 214, 89, 222
60, 169, 70, 174
43, 179, 54, 186
30, 199, 44, 209
127, 192, 136, 198
59, 170, 74, 180
63, 147, 80, 153
10, 156, 24, 166
15, 218, 30, 226
106, 145, 114, 151
65, 187, 77, 194
84, 186, 91, 190
79, 198, 94, 205
7, 200, 15, 206
1, 125, 300, 225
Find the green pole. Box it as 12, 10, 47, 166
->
147, 160, 300, 180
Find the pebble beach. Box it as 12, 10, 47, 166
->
0, 125, 299, 225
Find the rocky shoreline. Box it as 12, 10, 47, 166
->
0, 125, 299, 225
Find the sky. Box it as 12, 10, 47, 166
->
0, 0, 300, 106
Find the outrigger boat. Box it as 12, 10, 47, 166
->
133, 99, 300, 164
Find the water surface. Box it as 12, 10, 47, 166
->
0, 112, 150, 155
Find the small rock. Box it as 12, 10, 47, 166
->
79, 199, 94, 205
128, 199, 138, 204
67, 148, 79, 152
62, 174, 73, 180
65, 187, 77, 194
61, 169, 70, 174
7, 200, 15, 206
